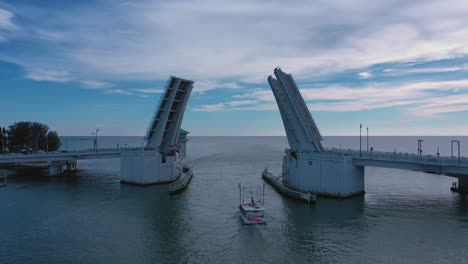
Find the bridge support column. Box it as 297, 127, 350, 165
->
120, 151, 179, 185
47, 161, 66, 176
452, 176, 468, 194
282, 151, 365, 198
65, 161, 78, 172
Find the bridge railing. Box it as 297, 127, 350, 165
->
298, 148, 468, 167
0, 147, 158, 160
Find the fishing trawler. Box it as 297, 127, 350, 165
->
238, 184, 266, 224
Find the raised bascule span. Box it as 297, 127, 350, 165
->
120, 76, 193, 185
265, 67, 468, 198
268, 67, 324, 153
0, 75, 194, 186
145, 77, 193, 155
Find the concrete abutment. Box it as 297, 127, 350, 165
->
282, 151, 365, 198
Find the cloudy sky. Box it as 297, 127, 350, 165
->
1, 0, 468, 136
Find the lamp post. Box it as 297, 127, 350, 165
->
360, 123, 362, 157
92, 128, 100, 152
92, 132, 96, 151
418, 139, 423, 160
366, 126, 369, 152
451, 140, 460, 165
96, 128, 99, 151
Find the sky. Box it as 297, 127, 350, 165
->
1, 0, 468, 136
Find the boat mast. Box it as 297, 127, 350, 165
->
238, 184, 241, 206
262, 182, 265, 206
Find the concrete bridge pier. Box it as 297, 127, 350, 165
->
47, 161, 66, 176
120, 151, 179, 185
282, 151, 365, 198
452, 176, 468, 194
65, 161, 78, 172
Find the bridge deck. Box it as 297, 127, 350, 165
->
0, 148, 156, 165
304, 149, 468, 176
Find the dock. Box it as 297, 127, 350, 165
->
262, 169, 315, 203
169, 167, 193, 194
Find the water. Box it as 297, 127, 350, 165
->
1, 136, 467, 264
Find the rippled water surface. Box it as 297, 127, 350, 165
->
1, 136, 467, 263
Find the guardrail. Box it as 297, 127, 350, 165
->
0, 147, 158, 160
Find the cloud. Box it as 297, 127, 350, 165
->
4, 0, 468, 82
4, 0, 468, 120
25, 68, 72, 83
80, 80, 113, 89
104, 89, 133, 95
192, 99, 258, 112
131, 88, 163, 94
383, 63, 468, 75
192, 103, 225, 112
358, 71, 372, 79
0, 8, 16, 30
193, 81, 242, 93
25, 69, 114, 91
228, 78, 468, 115
232, 89, 274, 101
0, 8, 18, 42
226, 100, 258, 106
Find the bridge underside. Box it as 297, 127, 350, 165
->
353, 158, 468, 176
354, 158, 468, 193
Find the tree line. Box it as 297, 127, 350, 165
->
0, 122, 61, 153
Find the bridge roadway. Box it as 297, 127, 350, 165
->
311, 148, 468, 176
0, 148, 154, 165
2, 147, 468, 177
0, 147, 468, 179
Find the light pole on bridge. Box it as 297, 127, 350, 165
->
418, 139, 423, 160
366, 126, 369, 152
360, 123, 362, 157
451, 140, 461, 165
92, 128, 100, 152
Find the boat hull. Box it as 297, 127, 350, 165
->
168, 168, 193, 194
239, 213, 266, 225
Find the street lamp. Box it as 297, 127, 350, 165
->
367, 126, 369, 152
92, 128, 100, 152
96, 128, 99, 151
418, 139, 423, 160
360, 123, 362, 157
451, 140, 460, 165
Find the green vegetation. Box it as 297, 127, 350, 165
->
0, 122, 61, 153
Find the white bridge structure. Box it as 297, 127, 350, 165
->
267, 67, 468, 197
0, 76, 194, 185
120, 76, 193, 184
2, 69, 468, 197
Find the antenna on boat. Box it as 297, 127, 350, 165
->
262, 182, 265, 206
242, 187, 245, 205
238, 183, 241, 206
